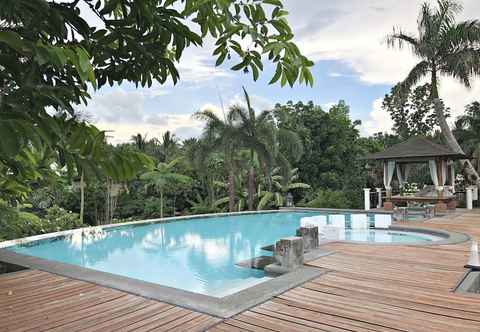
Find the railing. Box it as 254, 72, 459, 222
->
456, 191, 479, 208
368, 188, 478, 209
369, 189, 400, 209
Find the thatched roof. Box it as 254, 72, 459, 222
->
362, 136, 466, 161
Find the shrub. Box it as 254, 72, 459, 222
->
143, 197, 163, 218
305, 189, 349, 209
43, 206, 85, 232
0, 203, 85, 241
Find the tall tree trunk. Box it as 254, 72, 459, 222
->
228, 170, 235, 212
160, 190, 164, 218
248, 166, 255, 211
79, 171, 85, 224
173, 193, 176, 216
431, 72, 480, 185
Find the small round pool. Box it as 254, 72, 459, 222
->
299, 213, 448, 244
333, 228, 444, 243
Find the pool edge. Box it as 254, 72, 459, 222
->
0, 248, 327, 318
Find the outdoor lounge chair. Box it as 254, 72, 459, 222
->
374, 214, 392, 229
351, 214, 369, 229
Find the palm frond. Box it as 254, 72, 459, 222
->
441, 48, 480, 88
397, 60, 430, 94
288, 183, 311, 190
242, 86, 256, 123
257, 191, 273, 210
385, 29, 419, 51
278, 128, 304, 162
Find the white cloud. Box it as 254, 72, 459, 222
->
287, 0, 480, 125
322, 102, 337, 110
328, 72, 348, 78
362, 98, 394, 136
79, 88, 275, 144
77, 88, 204, 144
228, 93, 274, 112
176, 47, 232, 84
439, 78, 480, 120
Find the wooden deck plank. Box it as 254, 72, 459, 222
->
0, 270, 219, 332
1, 210, 480, 331
211, 210, 480, 332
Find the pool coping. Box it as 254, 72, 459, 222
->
454, 269, 480, 294
0, 210, 292, 249
0, 209, 333, 318
0, 248, 328, 318
0, 208, 394, 249
0, 209, 469, 317
283, 207, 470, 246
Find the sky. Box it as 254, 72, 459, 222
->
77, 0, 480, 144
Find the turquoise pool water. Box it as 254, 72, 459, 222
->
6, 212, 442, 297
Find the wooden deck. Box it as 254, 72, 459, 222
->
1, 210, 479, 331
211, 210, 480, 332
0, 270, 220, 331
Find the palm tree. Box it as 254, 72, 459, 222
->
257, 167, 310, 210
230, 87, 305, 210
194, 109, 240, 212
229, 87, 276, 210
386, 0, 480, 185
214, 170, 249, 212
131, 133, 148, 152
57, 119, 106, 224
182, 138, 223, 209
454, 101, 480, 174
58, 120, 154, 224
140, 158, 192, 218
161, 131, 179, 162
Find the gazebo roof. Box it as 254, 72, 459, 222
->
363, 136, 466, 161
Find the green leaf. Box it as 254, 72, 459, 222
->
250, 63, 259, 81
0, 31, 29, 54
76, 47, 91, 73
0, 122, 21, 157
215, 52, 227, 66
263, 0, 283, 7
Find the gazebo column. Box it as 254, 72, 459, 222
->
447, 161, 456, 210
383, 160, 395, 211
435, 159, 448, 213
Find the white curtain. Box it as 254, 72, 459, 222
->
429, 160, 439, 187
449, 162, 455, 191
384, 160, 395, 190
396, 164, 411, 188
440, 161, 447, 186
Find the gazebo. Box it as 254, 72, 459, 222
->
363, 136, 466, 212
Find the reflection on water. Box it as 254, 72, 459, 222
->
9, 212, 312, 297
8, 212, 441, 297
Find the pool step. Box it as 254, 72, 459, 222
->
261, 244, 274, 252
235, 256, 275, 270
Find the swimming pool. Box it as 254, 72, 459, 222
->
2, 211, 446, 298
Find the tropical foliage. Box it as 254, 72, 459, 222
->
0, 0, 313, 167
141, 159, 192, 218
386, 0, 480, 184
257, 168, 310, 210
2, 0, 480, 242
382, 83, 449, 139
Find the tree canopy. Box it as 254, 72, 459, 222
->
382, 83, 449, 139
0, 0, 314, 201
386, 0, 480, 184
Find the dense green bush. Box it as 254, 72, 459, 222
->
305, 189, 350, 209
0, 203, 85, 241
43, 206, 85, 232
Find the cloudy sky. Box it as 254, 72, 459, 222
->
78, 0, 480, 144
